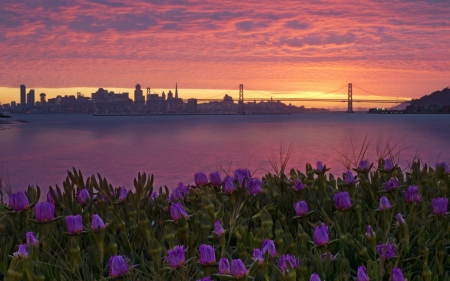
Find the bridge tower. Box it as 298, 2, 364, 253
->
346, 83, 354, 113
239, 84, 244, 112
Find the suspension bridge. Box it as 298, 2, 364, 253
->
183, 83, 411, 113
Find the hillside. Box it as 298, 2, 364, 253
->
410, 87, 450, 106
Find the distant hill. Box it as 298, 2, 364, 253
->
405, 87, 450, 113
389, 102, 409, 110
410, 87, 450, 106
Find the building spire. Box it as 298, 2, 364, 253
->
175, 83, 178, 99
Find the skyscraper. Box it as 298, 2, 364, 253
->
40, 93, 46, 106
27, 89, 35, 107
134, 84, 144, 103
175, 83, 178, 99
20, 85, 26, 107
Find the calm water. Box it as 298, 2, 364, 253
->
1, 113, 450, 193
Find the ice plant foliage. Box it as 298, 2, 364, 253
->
2, 159, 450, 279
8, 192, 30, 212
34, 202, 55, 222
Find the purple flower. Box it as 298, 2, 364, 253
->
404, 185, 421, 203
294, 200, 309, 217
26, 232, 39, 246
150, 192, 158, 200
358, 160, 370, 172
291, 178, 306, 190
213, 220, 225, 236
310, 273, 321, 281
14, 244, 28, 258
313, 223, 329, 246
334, 191, 352, 210
262, 239, 276, 257
77, 189, 90, 205
356, 265, 369, 281
344, 170, 355, 185
365, 225, 374, 238
231, 259, 247, 278
34, 202, 55, 222
376, 243, 396, 259
170, 183, 188, 202
383, 178, 400, 191
234, 168, 251, 186
223, 176, 236, 194
253, 249, 264, 264
436, 162, 449, 173
209, 172, 222, 186
379, 196, 392, 211
170, 202, 188, 221
117, 187, 128, 202
165, 245, 186, 268
247, 178, 263, 195
218, 258, 231, 274
91, 214, 105, 232
108, 255, 129, 277
198, 244, 216, 265
8, 192, 30, 212
384, 159, 394, 171
316, 161, 324, 171
65, 215, 83, 234
396, 213, 405, 225
278, 254, 300, 273
47, 190, 59, 204
431, 197, 448, 216
391, 267, 405, 281
194, 172, 208, 186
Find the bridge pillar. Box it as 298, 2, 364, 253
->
346, 83, 354, 113
239, 84, 244, 112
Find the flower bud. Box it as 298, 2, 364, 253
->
294, 201, 309, 217
165, 245, 186, 268
313, 223, 329, 246
66, 215, 83, 234
231, 259, 247, 279
34, 202, 55, 222
109, 255, 130, 278
198, 244, 216, 265
218, 258, 230, 274
379, 196, 392, 211
76, 189, 90, 205
194, 172, 208, 186
91, 214, 105, 232
209, 172, 221, 186
8, 192, 30, 212
431, 197, 448, 216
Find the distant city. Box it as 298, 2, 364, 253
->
0, 84, 329, 114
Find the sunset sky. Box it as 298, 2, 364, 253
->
1, 0, 449, 108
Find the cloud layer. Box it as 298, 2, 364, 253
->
1, 0, 450, 101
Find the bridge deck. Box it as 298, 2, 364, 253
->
186, 98, 410, 103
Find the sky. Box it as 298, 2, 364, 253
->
1, 0, 450, 108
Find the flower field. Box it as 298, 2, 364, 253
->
1, 159, 450, 280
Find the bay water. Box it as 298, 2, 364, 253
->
1, 113, 449, 193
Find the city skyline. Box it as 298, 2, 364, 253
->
1, 1, 450, 109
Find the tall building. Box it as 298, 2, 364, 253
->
175, 83, 178, 99
27, 89, 35, 107
134, 84, 144, 103
40, 93, 46, 106
20, 85, 26, 107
